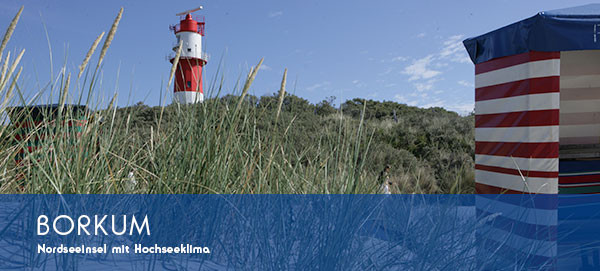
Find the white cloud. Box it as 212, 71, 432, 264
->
259, 64, 272, 71
380, 56, 408, 63
394, 92, 474, 115
351, 80, 366, 88
402, 55, 441, 81
457, 80, 473, 88
391, 56, 408, 62
396, 34, 471, 101
391, 34, 473, 109
440, 35, 463, 57
443, 102, 474, 115
434, 62, 448, 68
422, 99, 474, 115
394, 95, 418, 106
268, 11, 283, 18
306, 81, 331, 92
394, 94, 406, 101
421, 100, 444, 108
440, 35, 471, 64
417, 32, 426, 38
414, 79, 437, 92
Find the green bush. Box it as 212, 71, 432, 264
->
0, 7, 475, 194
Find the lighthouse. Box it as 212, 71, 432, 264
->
169, 7, 207, 104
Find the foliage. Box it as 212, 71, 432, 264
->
104, 93, 475, 194
0, 6, 475, 194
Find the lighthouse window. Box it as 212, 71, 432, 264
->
187, 48, 192, 52
187, 81, 192, 88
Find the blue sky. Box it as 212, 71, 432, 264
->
0, 1, 595, 114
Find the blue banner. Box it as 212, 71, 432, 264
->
0, 194, 599, 270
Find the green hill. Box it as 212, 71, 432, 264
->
110, 94, 475, 194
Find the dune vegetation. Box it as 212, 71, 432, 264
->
0, 7, 475, 194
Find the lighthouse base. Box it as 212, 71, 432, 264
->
173, 91, 204, 104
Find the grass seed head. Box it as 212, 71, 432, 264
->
96, 7, 123, 70
0, 6, 23, 61
275, 68, 287, 121
0, 51, 10, 85
236, 58, 263, 111
79, 32, 105, 78
59, 73, 71, 113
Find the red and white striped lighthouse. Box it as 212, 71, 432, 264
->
169, 7, 207, 104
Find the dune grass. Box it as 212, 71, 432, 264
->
0, 7, 474, 194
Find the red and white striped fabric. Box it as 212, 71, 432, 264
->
474, 51, 560, 194
475, 195, 558, 269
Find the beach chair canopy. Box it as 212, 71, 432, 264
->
7, 104, 89, 122
463, 4, 600, 194
464, 4, 600, 64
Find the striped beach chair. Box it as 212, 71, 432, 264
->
464, 4, 600, 269
8, 104, 89, 167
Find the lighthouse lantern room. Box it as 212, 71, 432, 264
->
169, 6, 207, 104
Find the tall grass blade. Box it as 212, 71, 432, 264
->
167, 40, 183, 87
0, 6, 23, 61
1, 66, 20, 110
0, 51, 10, 85
0, 49, 24, 90
275, 68, 287, 122
235, 58, 263, 113
58, 72, 70, 114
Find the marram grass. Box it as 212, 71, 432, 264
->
0, 7, 474, 194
